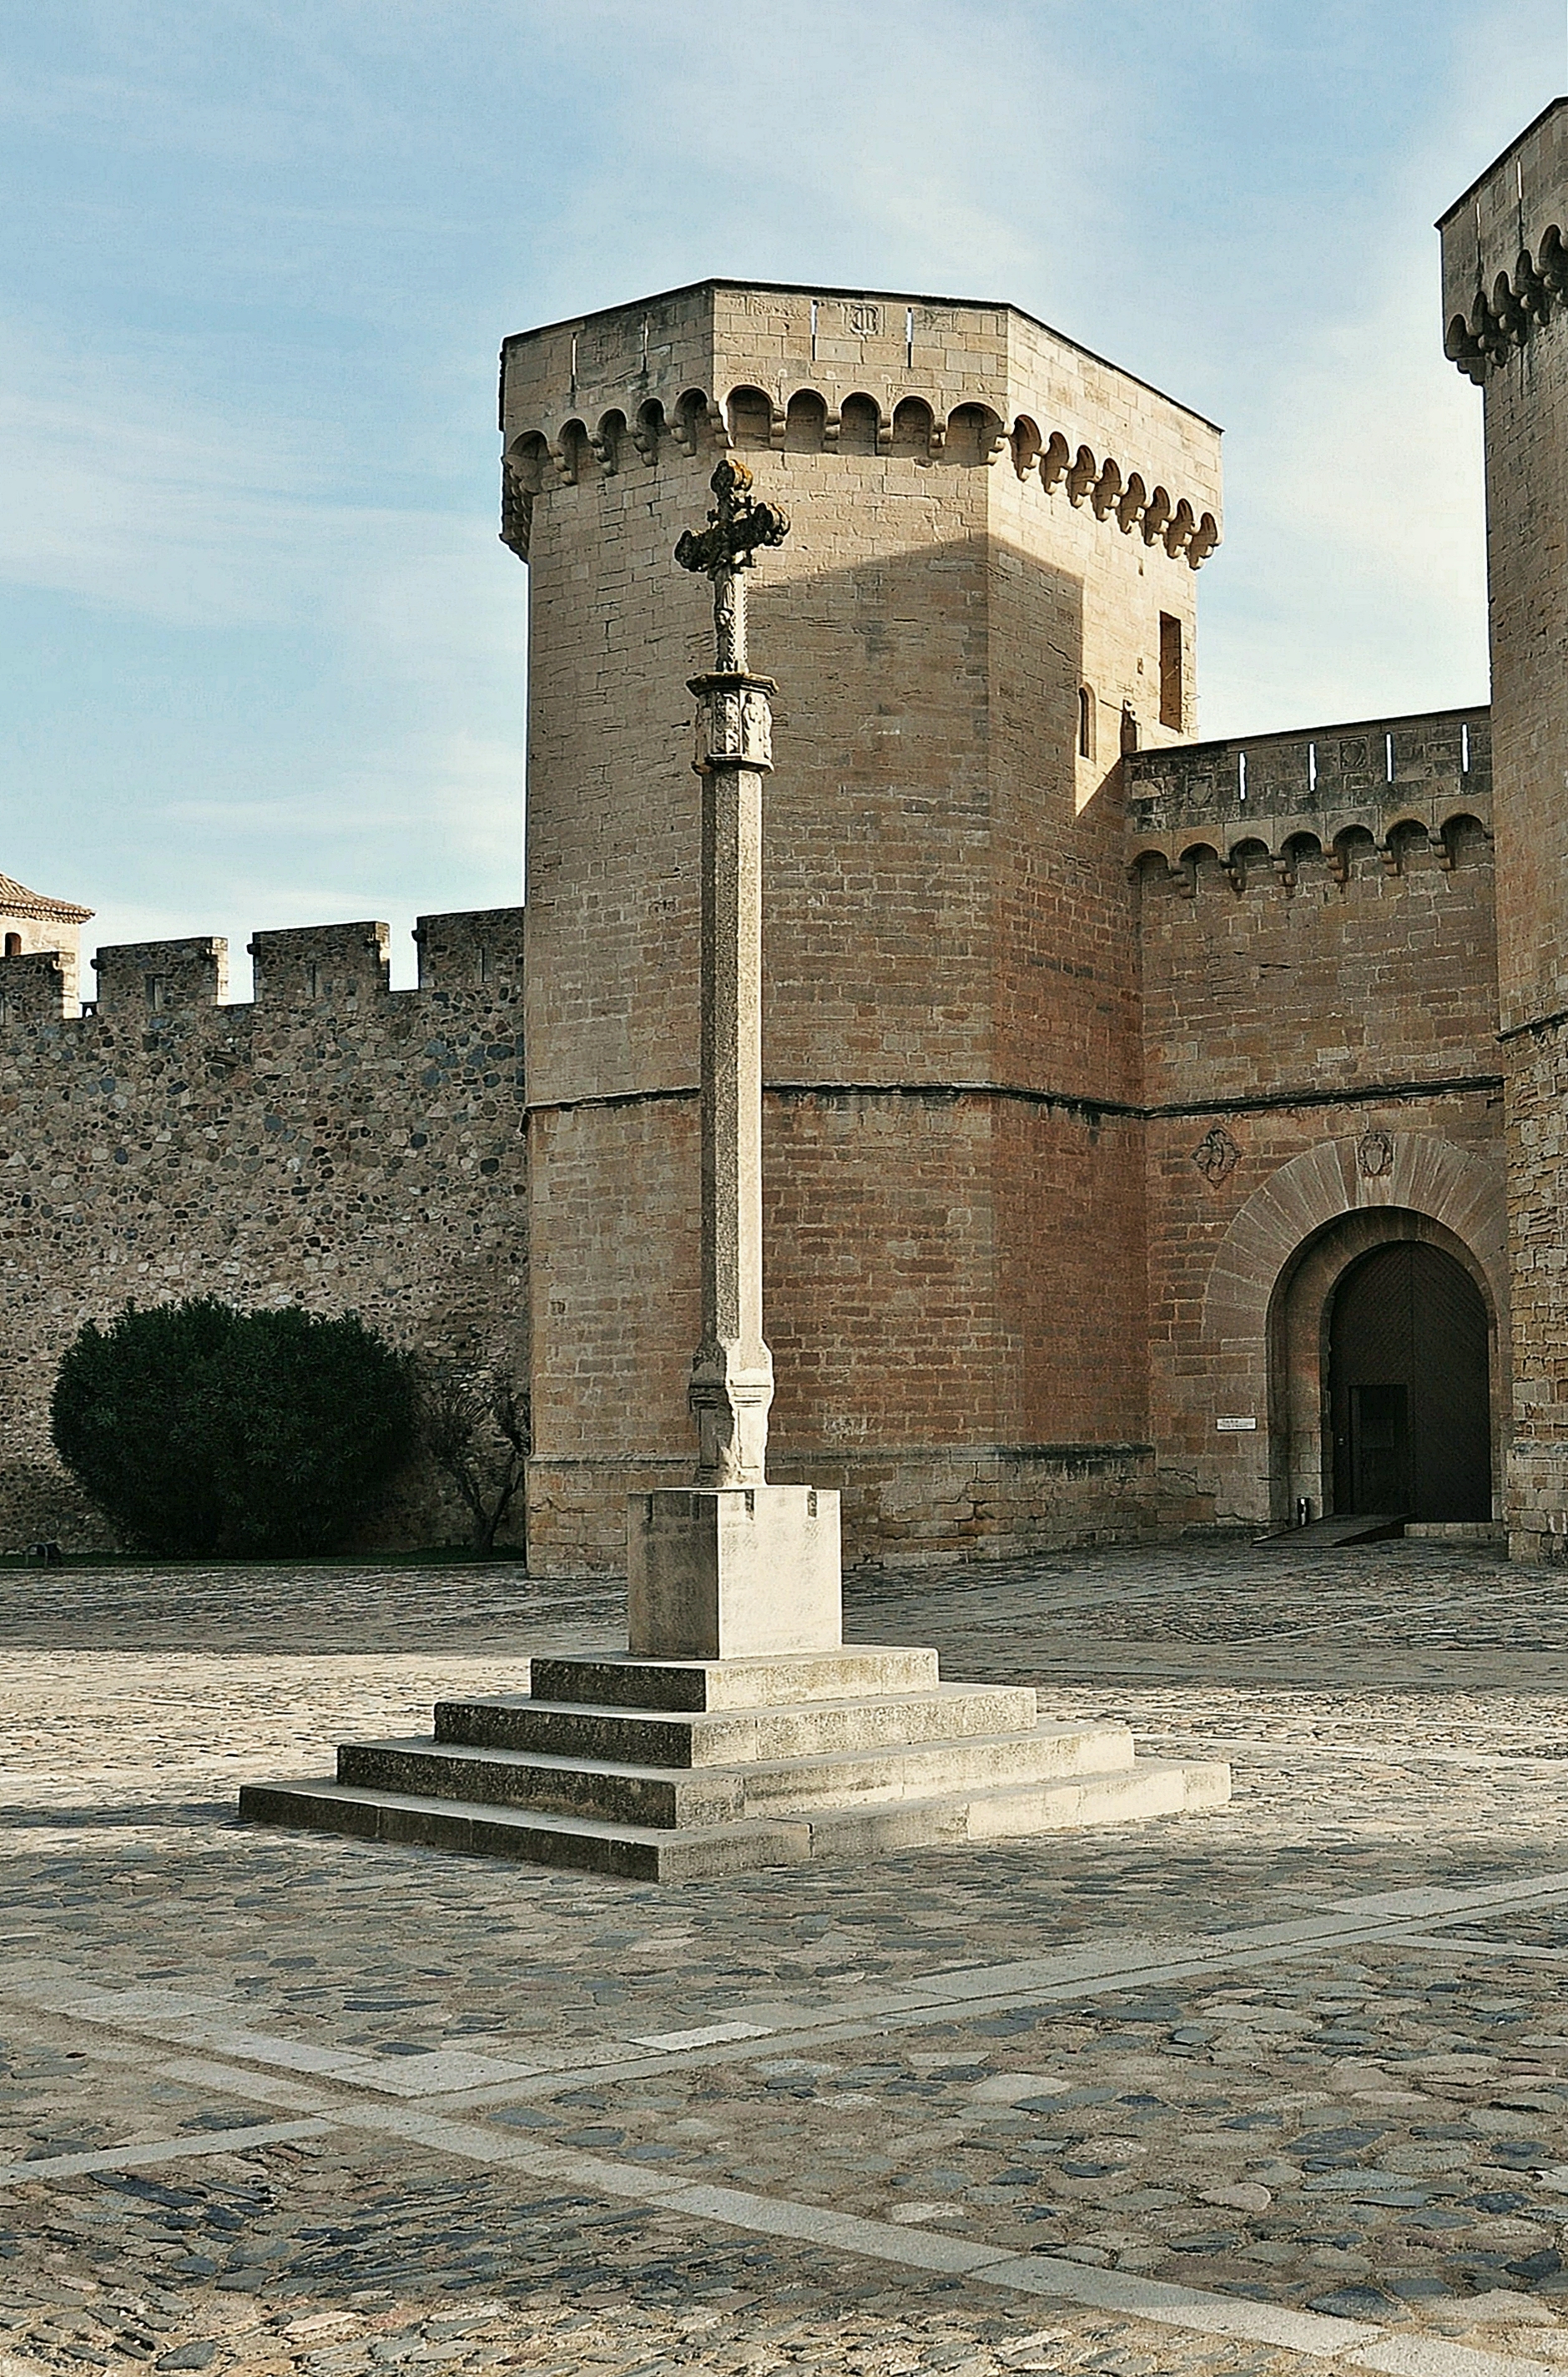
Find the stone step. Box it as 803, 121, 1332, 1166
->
433, 1683, 1040, 1768
335, 1718, 1137, 1830
239, 1751, 1231, 1880
530, 1644, 941, 1712
802, 1757, 1233, 1858
236, 1779, 809, 1882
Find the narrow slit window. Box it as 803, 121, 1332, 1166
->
1238, 749, 1248, 802
1077, 684, 1095, 760
1385, 730, 1394, 783
1158, 613, 1183, 730
1462, 721, 1471, 773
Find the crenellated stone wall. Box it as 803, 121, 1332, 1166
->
0, 908, 527, 1552
1125, 709, 1505, 1532
0, 226, 1537, 1569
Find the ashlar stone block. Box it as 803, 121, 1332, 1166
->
627, 1482, 842, 1660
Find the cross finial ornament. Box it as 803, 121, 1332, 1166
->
676, 459, 789, 674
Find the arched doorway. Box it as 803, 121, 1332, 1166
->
1329, 1241, 1491, 1519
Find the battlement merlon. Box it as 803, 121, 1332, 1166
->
6, 911, 527, 1026
94, 937, 228, 1013
1126, 707, 1492, 873
498, 280, 1222, 565
0, 950, 75, 1022
1439, 97, 1568, 379
413, 907, 524, 994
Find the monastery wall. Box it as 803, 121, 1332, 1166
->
0, 910, 527, 1551
1127, 711, 1506, 1530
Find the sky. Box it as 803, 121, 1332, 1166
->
1, 2, 1562, 992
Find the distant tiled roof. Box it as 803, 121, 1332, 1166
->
0, 872, 93, 924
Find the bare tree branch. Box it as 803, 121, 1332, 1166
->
416, 1356, 531, 1557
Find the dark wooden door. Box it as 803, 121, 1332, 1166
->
1329, 1242, 1491, 1520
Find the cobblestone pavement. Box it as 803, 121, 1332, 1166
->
5, 1539, 1568, 2377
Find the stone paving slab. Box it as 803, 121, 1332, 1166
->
4, 1539, 1568, 2376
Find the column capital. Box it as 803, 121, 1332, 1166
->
688, 672, 777, 775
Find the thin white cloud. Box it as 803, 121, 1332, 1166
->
0, 322, 499, 633
1200, 276, 1489, 736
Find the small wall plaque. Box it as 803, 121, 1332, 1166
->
1215, 1416, 1258, 1432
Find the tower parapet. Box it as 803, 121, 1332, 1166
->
1441, 98, 1568, 380
1126, 707, 1491, 879
502, 281, 1220, 572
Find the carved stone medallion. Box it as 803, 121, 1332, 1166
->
1192, 1125, 1240, 1184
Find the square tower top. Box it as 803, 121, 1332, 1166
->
500, 279, 1221, 566
1439, 96, 1568, 380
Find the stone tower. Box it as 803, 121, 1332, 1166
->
1441, 102, 1568, 1560
0, 872, 93, 1012
501, 282, 1222, 1567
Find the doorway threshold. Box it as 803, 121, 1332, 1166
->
1253, 1512, 1409, 1548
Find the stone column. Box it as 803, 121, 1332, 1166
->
627, 462, 842, 1659
688, 654, 775, 1488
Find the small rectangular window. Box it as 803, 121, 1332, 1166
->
1159, 613, 1183, 730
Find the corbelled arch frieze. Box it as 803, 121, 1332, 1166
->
1444, 220, 1568, 381
501, 377, 1219, 568
1130, 808, 1493, 897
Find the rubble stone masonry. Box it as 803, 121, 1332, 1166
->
0, 911, 527, 1551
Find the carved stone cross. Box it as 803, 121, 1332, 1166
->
623, 456, 838, 1662
675, 460, 790, 1489
676, 456, 789, 673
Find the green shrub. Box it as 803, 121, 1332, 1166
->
51, 1300, 416, 1556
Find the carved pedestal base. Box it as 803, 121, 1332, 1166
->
627, 1484, 842, 1661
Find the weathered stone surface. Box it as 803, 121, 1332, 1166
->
0, 906, 527, 1551
530, 1643, 941, 1708
626, 1482, 842, 1659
